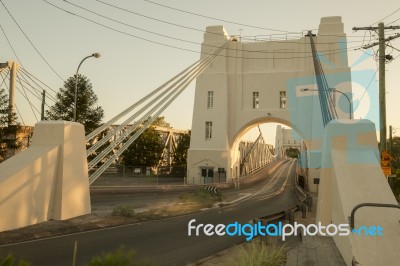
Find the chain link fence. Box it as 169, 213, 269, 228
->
91, 165, 187, 186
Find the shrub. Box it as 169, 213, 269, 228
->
86, 246, 152, 266
231, 241, 287, 266
112, 204, 135, 217
180, 189, 221, 208
0, 255, 30, 266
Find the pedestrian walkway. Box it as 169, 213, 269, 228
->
285, 235, 346, 266
191, 193, 347, 266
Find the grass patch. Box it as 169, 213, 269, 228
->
111, 204, 135, 217
231, 240, 287, 266
180, 189, 222, 208
85, 246, 152, 266
0, 255, 30, 266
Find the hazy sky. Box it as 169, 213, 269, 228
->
0, 0, 399, 144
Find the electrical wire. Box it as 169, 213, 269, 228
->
371, 7, 400, 25
0, 0, 64, 82
20, 68, 59, 94
17, 69, 57, 102
143, 0, 289, 33
352, 67, 378, 112
387, 16, 400, 25
42, 0, 363, 60
63, 0, 364, 55
0, 24, 24, 65
94, 0, 225, 37
97, 0, 368, 40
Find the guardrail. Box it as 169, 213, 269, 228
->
349, 203, 400, 230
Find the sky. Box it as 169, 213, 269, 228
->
0, 0, 399, 145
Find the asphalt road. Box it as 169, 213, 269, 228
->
0, 159, 299, 266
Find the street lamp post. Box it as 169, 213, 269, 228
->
300, 88, 352, 119
73, 53, 101, 122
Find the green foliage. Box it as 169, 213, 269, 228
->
285, 147, 300, 159
86, 246, 152, 266
0, 255, 30, 266
0, 88, 21, 161
150, 116, 170, 128
180, 189, 221, 208
45, 74, 104, 134
231, 241, 287, 266
390, 136, 400, 170
122, 121, 164, 167
390, 175, 400, 201
112, 204, 135, 217
173, 130, 191, 166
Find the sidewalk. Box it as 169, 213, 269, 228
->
190, 194, 347, 266
285, 193, 346, 266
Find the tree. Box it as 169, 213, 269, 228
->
121, 117, 173, 167
46, 74, 104, 134
173, 130, 191, 166
122, 125, 164, 167
285, 147, 300, 159
390, 136, 400, 170
0, 88, 21, 161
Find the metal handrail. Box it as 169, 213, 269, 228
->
349, 203, 400, 230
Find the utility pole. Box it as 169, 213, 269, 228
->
352, 24, 400, 153
41, 90, 46, 121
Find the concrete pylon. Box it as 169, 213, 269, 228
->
0, 121, 91, 232
316, 119, 400, 265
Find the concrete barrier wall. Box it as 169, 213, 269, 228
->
316, 119, 400, 265
0, 121, 91, 232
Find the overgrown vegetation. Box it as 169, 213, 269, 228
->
389, 174, 400, 202
111, 204, 135, 217
180, 189, 222, 208
231, 241, 287, 266
0, 88, 21, 162
0, 255, 30, 266
85, 246, 152, 266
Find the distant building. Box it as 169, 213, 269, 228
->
275, 125, 301, 159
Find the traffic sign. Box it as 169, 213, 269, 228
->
381, 150, 392, 167
382, 166, 391, 176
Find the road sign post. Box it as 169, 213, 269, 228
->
381, 150, 393, 177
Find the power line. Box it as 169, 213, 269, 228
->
388, 16, 400, 25
94, 0, 222, 37
17, 70, 57, 103
0, 0, 64, 82
353, 67, 378, 112
20, 68, 58, 94
42, 0, 363, 60
143, 0, 290, 33
63, 0, 363, 55
0, 24, 24, 65
371, 7, 400, 25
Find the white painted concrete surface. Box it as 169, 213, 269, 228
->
0, 121, 91, 232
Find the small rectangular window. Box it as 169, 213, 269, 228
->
280, 91, 287, 109
205, 121, 213, 140
253, 92, 259, 109
207, 91, 214, 108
